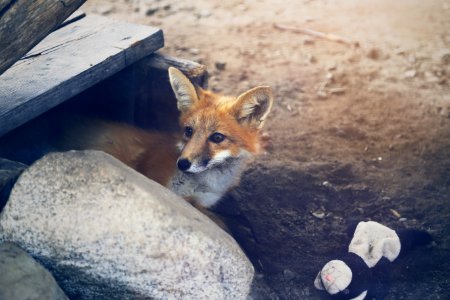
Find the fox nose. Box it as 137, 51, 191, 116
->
177, 158, 191, 171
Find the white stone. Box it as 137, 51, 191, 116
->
0, 151, 254, 299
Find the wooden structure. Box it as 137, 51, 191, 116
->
0, 0, 86, 75
0, 12, 207, 140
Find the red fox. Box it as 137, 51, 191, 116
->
1, 67, 273, 209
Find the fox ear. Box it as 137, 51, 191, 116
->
168, 67, 199, 113
233, 86, 273, 129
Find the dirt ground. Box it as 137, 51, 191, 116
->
84, 1, 450, 299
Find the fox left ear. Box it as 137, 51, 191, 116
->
168, 67, 199, 113
233, 86, 274, 129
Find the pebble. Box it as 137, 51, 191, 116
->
215, 62, 226, 71
146, 7, 159, 16
189, 48, 200, 55
329, 87, 346, 95
306, 53, 317, 63
327, 62, 337, 71
317, 90, 327, 99
96, 4, 114, 15
312, 210, 325, 219
367, 47, 382, 60
404, 69, 416, 78
283, 269, 296, 281
389, 208, 401, 218
436, 48, 450, 64
303, 38, 315, 45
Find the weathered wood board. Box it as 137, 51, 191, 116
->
0, 13, 164, 137
0, 0, 86, 75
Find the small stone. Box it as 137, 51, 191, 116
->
322, 181, 331, 187
404, 69, 416, 78
146, 7, 159, 16
317, 90, 328, 99
436, 49, 450, 64
399, 218, 408, 222
303, 38, 315, 45
389, 208, 401, 218
283, 269, 296, 281
329, 87, 346, 95
357, 207, 364, 214
189, 48, 200, 55
215, 62, 227, 71
312, 210, 325, 219
97, 4, 114, 15
306, 53, 317, 63
327, 62, 337, 71
367, 47, 382, 60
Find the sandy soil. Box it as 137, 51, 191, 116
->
84, 1, 450, 299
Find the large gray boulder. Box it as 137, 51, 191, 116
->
0, 150, 254, 299
0, 242, 68, 300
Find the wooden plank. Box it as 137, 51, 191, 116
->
0, 0, 86, 75
0, 0, 11, 12
0, 14, 164, 137
144, 53, 208, 87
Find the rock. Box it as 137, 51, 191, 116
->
145, 7, 159, 16
188, 48, 200, 55
312, 210, 325, 219
303, 37, 315, 45
437, 49, 450, 64
403, 69, 416, 78
0, 158, 27, 212
366, 47, 383, 60
0, 242, 67, 300
215, 61, 227, 71
95, 4, 114, 15
329, 87, 346, 95
317, 90, 328, 99
283, 269, 296, 281
0, 151, 254, 299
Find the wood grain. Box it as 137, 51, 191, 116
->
0, 13, 164, 137
0, 0, 86, 75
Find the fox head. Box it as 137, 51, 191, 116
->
168, 67, 273, 174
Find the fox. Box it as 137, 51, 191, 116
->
0, 67, 273, 209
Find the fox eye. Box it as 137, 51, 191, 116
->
209, 132, 225, 144
184, 126, 193, 138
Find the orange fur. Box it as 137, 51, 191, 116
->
55, 119, 179, 186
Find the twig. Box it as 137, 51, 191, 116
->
273, 23, 359, 47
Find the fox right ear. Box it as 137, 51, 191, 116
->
168, 67, 199, 113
